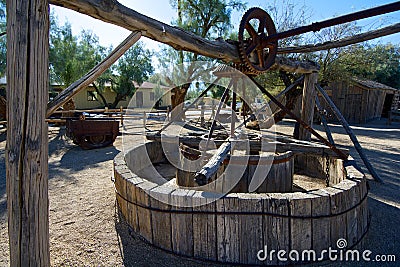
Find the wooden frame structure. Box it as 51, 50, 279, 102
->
6, 0, 398, 265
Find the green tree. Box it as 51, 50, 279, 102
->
332, 43, 400, 88
49, 14, 107, 87
104, 42, 154, 109
160, 0, 245, 120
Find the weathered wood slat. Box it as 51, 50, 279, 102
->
238, 194, 263, 265
311, 190, 331, 257
290, 193, 312, 253
46, 31, 141, 117
135, 182, 158, 243
192, 191, 217, 261
299, 73, 318, 140
263, 195, 289, 265
150, 186, 174, 250
171, 189, 194, 256
6, 0, 50, 265
194, 141, 231, 186
216, 194, 240, 263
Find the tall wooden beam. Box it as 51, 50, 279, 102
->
49, 0, 319, 74
298, 72, 318, 141
7, 0, 50, 265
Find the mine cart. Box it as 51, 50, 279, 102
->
66, 118, 119, 149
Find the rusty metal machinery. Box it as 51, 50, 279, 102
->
238, 8, 278, 75
238, 2, 400, 74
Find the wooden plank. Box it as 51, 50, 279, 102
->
149, 186, 175, 250
46, 31, 142, 117
135, 181, 158, 243
170, 189, 194, 256
311, 190, 331, 258
195, 141, 231, 186
299, 73, 318, 141
6, 0, 50, 265
263, 194, 290, 265
125, 177, 143, 233
289, 193, 312, 254
192, 191, 217, 261
238, 194, 263, 265
216, 194, 240, 263
325, 187, 347, 248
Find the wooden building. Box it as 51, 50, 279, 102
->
72, 81, 171, 109
322, 78, 398, 124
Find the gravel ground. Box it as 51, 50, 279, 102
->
0, 118, 399, 266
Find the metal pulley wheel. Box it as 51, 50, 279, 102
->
238, 8, 278, 74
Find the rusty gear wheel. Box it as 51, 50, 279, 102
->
238, 8, 278, 74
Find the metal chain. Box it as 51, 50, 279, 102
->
325, 154, 330, 187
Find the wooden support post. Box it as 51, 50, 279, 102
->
316, 84, 384, 183
143, 112, 147, 128
200, 105, 205, 127
299, 72, 318, 141
120, 106, 124, 125
7, 0, 50, 265
46, 31, 142, 117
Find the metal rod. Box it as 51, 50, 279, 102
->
156, 76, 221, 134
204, 79, 233, 150
231, 81, 237, 138
315, 84, 384, 183
265, 1, 400, 43
248, 76, 348, 160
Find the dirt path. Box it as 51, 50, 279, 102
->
0, 119, 399, 266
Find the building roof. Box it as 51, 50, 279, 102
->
133, 81, 171, 90
352, 78, 398, 91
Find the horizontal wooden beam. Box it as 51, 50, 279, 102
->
278, 23, 400, 54
49, 0, 319, 73
46, 31, 141, 117
146, 133, 348, 158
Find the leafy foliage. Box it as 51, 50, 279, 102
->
106, 42, 154, 108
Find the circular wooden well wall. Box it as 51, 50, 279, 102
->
114, 141, 368, 265
177, 151, 294, 193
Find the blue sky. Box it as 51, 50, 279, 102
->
51, 0, 400, 52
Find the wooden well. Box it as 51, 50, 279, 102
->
115, 141, 369, 265
176, 150, 294, 193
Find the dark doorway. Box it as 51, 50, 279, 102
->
136, 91, 143, 107
382, 93, 394, 118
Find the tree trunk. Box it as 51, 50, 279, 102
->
6, 0, 50, 265
170, 83, 191, 121
92, 83, 109, 107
